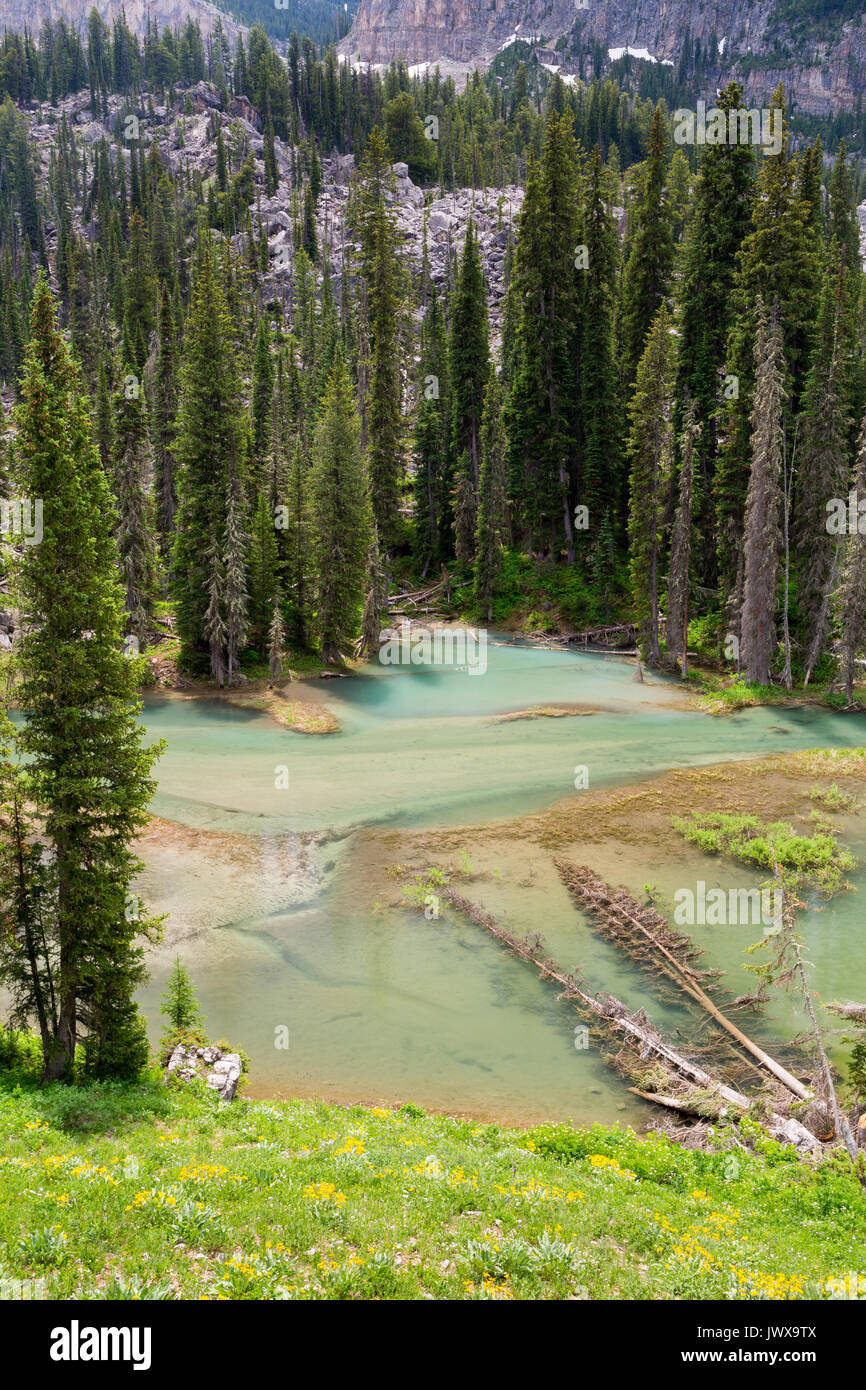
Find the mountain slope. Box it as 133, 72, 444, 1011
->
340, 0, 866, 114
0, 0, 244, 44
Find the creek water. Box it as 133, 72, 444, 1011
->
133, 641, 866, 1126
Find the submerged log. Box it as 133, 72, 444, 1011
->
554, 860, 811, 1103
628, 1090, 822, 1152
442, 886, 750, 1112
568, 623, 637, 649
628, 1088, 721, 1118
439, 887, 840, 1157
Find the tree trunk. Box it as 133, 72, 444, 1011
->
560, 460, 574, 564
13, 794, 55, 1062
44, 826, 76, 1081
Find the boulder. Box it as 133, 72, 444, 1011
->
767, 1114, 823, 1153
187, 80, 223, 112
206, 1055, 242, 1102
427, 209, 455, 236
164, 1042, 242, 1101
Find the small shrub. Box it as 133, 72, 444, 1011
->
18, 1225, 70, 1267
159, 958, 205, 1057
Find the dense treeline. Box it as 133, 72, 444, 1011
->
0, 12, 666, 175
0, 18, 864, 698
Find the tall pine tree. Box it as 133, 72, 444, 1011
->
311, 354, 372, 663
6, 276, 162, 1081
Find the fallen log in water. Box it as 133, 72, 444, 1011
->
441, 886, 750, 1113
626, 1087, 821, 1151
628, 1087, 718, 1116
441, 885, 822, 1151
568, 623, 637, 648
554, 860, 811, 1103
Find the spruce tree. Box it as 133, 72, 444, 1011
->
666, 398, 699, 673
717, 86, 821, 593
151, 291, 178, 549
412, 286, 451, 573
285, 432, 313, 648
474, 371, 508, 621
302, 183, 318, 261
251, 316, 274, 482
7, 275, 162, 1081
620, 104, 674, 392
506, 111, 578, 555
159, 956, 204, 1056
453, 451, 477, 571
203, 533, 228, 687
351, 129, 406, 550
113, 368, 158, 643
121, 209, 156, 376
360, 519, 388, 657
837, 411, 866, 705
67, 237, 98, 384
248, 486, 278, 657
268, 591, 287, 680
173, 238, 243, 670
796, 272, 850, 683
675, 82, 754, 584
450, 219, 491, 492
580, 145, 621, 529
740, 301, 786, 686
627, 305, 676, 665
826, 140, 864, 451
0, 715, 55, 1065
311, 354, 372, 663
94, 350, 115, 475
223, 469, 249, 686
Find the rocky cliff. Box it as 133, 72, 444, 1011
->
339, 0, 866, 115
0, 0, 243, 44
27, 84, 521, 348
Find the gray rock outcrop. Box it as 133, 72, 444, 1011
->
0, 0, 244, 46
165, 1043, 242, 1101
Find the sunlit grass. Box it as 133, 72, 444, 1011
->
0, 1072, 863, 1301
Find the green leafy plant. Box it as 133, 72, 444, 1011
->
809, 783, 855, 812
671, 812, 856, 895
17, 1225, 70, 1267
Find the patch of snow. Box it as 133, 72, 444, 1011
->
608, 45, 673, 67
719, 36, 727, 56
498, 31, 542, 52
609, 45, 656, 64
541, 63, 579, 87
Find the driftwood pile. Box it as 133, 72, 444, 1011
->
567, 623, 637, 652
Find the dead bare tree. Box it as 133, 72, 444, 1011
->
761, 848, 859, 1162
